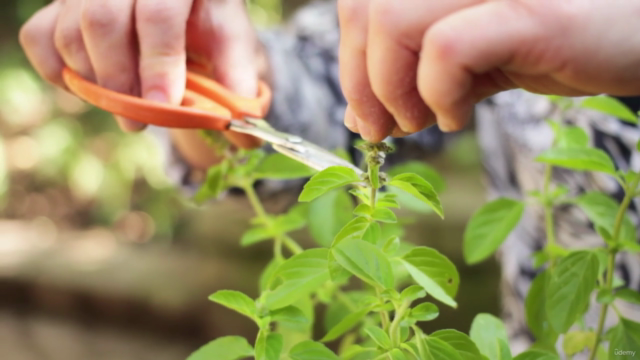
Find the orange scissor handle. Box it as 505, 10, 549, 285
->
61, 67, 272, 131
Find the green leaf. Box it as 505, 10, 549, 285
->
321, 306, 371, 342
209, 290, 256, 322
266, 249, 330, 309
525, 271, 556, 342
289, 340, 339, 360
621, 240, 640, 253
402, 247, 460, 308
422, 337, 464, 360
470, 313, 509, 360
546, 251, 599, 333
193, 161, 229, 204
400, 285, 427, 303
548, 121, 589, 148
388, 161, 446, 193
596, 289, 614, 304
364, 326, 392, 349
609, 317, 640, 359
383, 236, 401, 256
463, 198, 524, 264
328, 250, 351, 283
409, 302, 439, 322
497, 339, 512, 360
333, 239, 394, 289
371, 208, 398, 223
253, 153, 316, 180
563, 331, 595, 356
187, 336, 254, 360
299, 166, 361, 202
535, 147, 616, 175
362, 221, 382, 244
431, 329, 483, 360
574, 192, 636, 242
240, 225, 274, 246
388, 173, 443, 218
513, 350, 560, 360
616, 289, 640, 305
270, 305, 309, 329
259, 258, 282, 292
353, 203, 373, 216
309, 189, 354, 247
332, 217, 372, 247
581, 96, 638, 124
255, 331, 282, 360
389, 349, 409, 360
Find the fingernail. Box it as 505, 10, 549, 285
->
438, 120, 458, 133
344, 107, 359, 132
358, 117, 374, 141
145, 89, 169, 104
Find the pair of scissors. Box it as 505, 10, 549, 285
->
61, 66, 364, 176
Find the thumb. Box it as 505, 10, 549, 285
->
136, 0, 194, 106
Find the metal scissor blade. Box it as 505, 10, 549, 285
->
230, 118, 365, 176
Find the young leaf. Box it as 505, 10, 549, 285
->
364, 326, 392, 350
333, 239, 394, 289
409, 302, 439, 322
253, 153, 316, 180
332, 216, 372, 247
609, 317, 640, 359
321, 306, 371, 342
470, 313, 509, 360
535, 147, 616, 175
545, 251, 599, 333
463, 198, 525, 264
371, 208, 398, 223
574, 192, 636, 242
377, 197, 400, 209
581, 96, 639, 124
388, 161, 446, 193
430, 329, 483, 360
240, 225, 275, 246
353, 203, 373, 216
259, 258, 282, 292
512, 350, 560, 360
187, 336, 254, 360
497, 339, 512, 360
209, 290, 257, 322
255, 331, 283, 360
340, 345, 379, 360
328, 250, 351, 283
548, 121, 589, 148
383, 236, 401, 256
402, 247, 460, 308
422, 337, 464, 360
400, 285, 427, 303
299, 166, 361, 202
309, 188, 354, 247
270, 305, 309, 329
525, 272, 556, 341
388, 173, 444, 218
562, 331, 595, 356
193, 161, 229, 204
616, 288, 640, 305
289, 341, 339, 360
265, 249, 330, 310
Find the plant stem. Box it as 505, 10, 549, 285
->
588, 174, 640, 360
389, 302, 410, 347
542, 164, 557, 268
243, 182, 302, 259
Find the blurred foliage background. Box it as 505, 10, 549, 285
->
0, 1, 498, 359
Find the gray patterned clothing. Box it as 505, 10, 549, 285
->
149, 1, 640, 356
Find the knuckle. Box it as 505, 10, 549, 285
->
54, 25, 84, 53
137, 2, 175, 28
81, 3, 120, 35
19, 22, 40, 49
337, 0, 368, 27
423, 23, 459, 62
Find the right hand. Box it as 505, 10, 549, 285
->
20, 0, 266, 154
